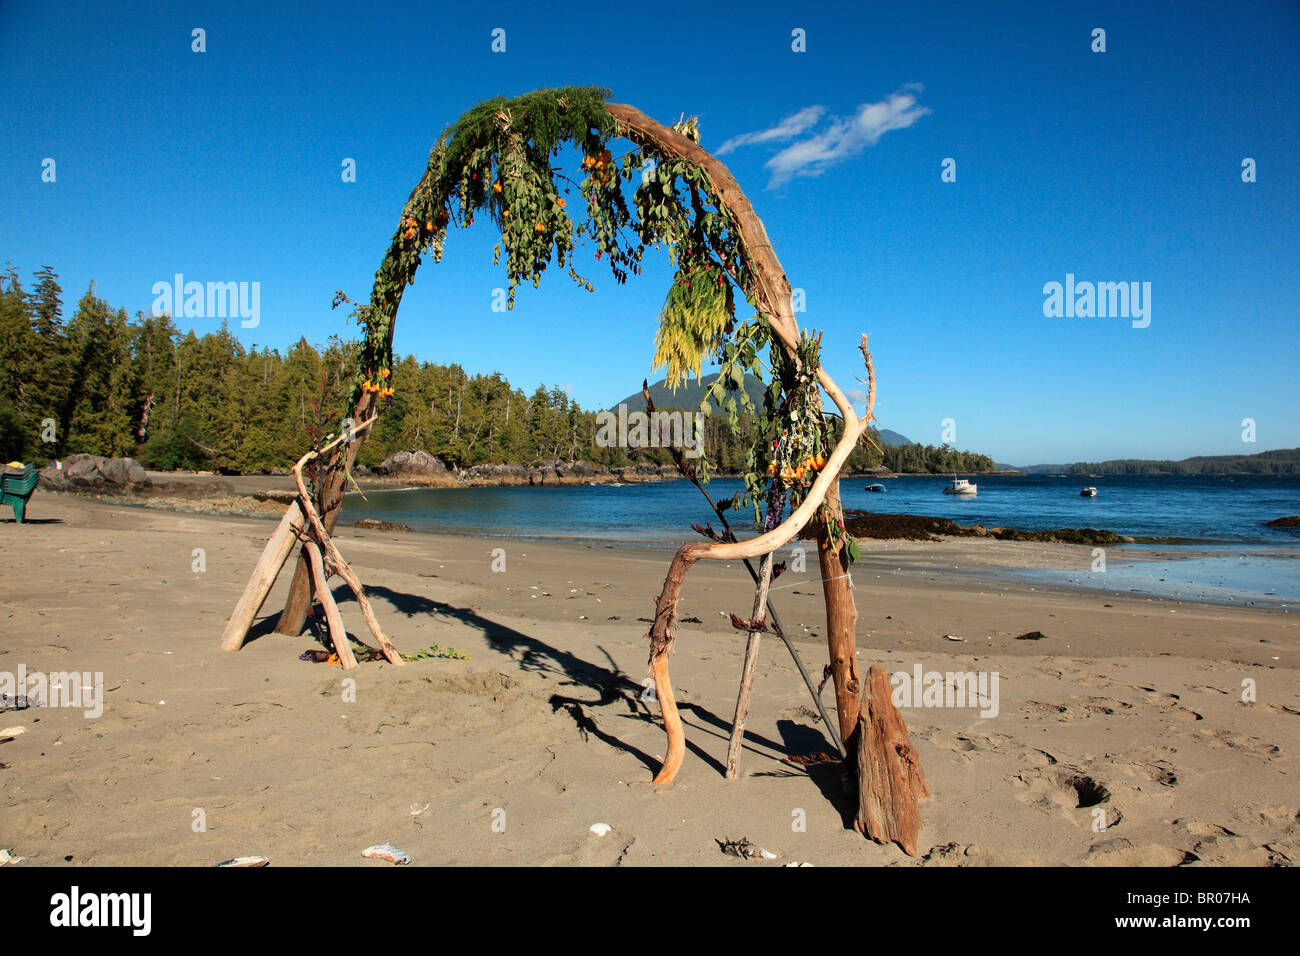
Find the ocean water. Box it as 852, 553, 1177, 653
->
346, 473, 1299, 605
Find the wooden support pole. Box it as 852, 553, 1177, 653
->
817, 480, 862, 762
724, 552, 774, 779
303, 539, 357, 670
291, 425, 403, 666
219, 501, 305, 653
724, 631, 763, 779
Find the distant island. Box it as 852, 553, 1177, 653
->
1000, 448, 1300, 476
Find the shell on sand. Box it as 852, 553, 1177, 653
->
362, 844, 411, 865
216, 856, 269, 867
589, 823, 612, 836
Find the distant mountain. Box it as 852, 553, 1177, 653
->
611, 373, 766, 415
876, 428, 912, 447
609, 375, 911, 445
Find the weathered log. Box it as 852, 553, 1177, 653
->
303, 539, 357, 670
219, 500, 305, 652
855, 664, 930, 856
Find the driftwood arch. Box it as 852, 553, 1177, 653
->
232, 88, 920, 836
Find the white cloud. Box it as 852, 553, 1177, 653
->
716, 89, 930, 189
716, 105, 827, 155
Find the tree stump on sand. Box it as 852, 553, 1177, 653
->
855, 664, 929, 856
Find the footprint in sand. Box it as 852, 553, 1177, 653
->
1132, 687, 1203, 722
1252, 702, 1300, 717
1167, 820, 1278, 866
1071, 695, 1135, 717
920, 729, 1056, 766
1173, 818, 1236, 838
1256, 805, 1299, 828
1019, 700, 1069, 718
919, 841, 1057, 867
1110, 759, 1178, 789
1084, 837, 1193, 867
1197, 728, 1281, 757
1014, 766, 1116, 826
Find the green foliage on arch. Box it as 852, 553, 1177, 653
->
343, 85, 833, 525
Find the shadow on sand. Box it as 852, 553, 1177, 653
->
247, 582, 848, 797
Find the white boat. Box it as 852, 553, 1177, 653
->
943, 478, 977, 496
865, 483, 887, 493
1080, 486, 1098, 497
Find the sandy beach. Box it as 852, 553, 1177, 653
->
1, 491, 1296, 867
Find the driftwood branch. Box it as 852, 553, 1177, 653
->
290, 419, 403, 667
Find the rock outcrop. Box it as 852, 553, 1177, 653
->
376, 450, 447, 478
39, 454, 150, 491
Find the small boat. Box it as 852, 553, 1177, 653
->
943, 478, 977, 496
865, 483, 887, 493
1080, 486, 1098, 497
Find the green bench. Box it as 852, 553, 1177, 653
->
1, 464, 39, 523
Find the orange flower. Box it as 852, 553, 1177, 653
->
493, 182, 502, 194
557, 198, 566, 209
378, 368, 390, 379
534, 222, 545, 234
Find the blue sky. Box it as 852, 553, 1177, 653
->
2, 0, 1297, 465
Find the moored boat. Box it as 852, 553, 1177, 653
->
943, 478, 978, 496
866, 483, 887, 493
1080, 486, 1098, 497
